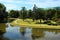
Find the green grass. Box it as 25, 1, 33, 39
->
10, 19, 60, 29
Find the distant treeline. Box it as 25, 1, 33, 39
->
0, 3, 60, 23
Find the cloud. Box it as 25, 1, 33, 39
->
0, 0, 59, 11
36, 1, 58, 8
4, 3, 18, 11
0, 0, 22, 4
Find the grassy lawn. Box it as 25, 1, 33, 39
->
10, 19, 60, 29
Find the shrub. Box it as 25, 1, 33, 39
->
35, 22, 41, 24
43, 20, 58, 26
57, 22, 60, 25
43, 20, 51, 24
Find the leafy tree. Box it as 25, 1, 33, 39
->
9, 10, 19, 18
55, 7, 60, 19
27, 9, 32, 18
36, 8, 45, 23
20, 7, 27, 21
32, 4, 37, 21
0, 3, 8, 23
46, 9, 56, 20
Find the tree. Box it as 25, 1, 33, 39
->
55, 7, 60, 19
32, 4, 37, 21
36, 8, 45, 23
27, 9, 32, 18
9, 10, 19, 18
53, 7, 60, 22
0, 3, 8, 23
20, 7, 27, 21
46, 9, 56, 20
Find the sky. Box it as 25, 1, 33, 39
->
0, 0, 59, 11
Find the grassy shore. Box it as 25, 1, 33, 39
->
10, 19, 60, 29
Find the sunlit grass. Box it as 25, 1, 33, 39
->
11, 19, 60, 29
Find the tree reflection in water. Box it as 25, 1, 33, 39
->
0, 23, 9, 40
20, 27, 26, 36
32, 28, 60, 40
32, 28, 45, 40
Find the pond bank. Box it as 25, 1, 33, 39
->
10, 19, 60, 29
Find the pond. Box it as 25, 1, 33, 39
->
0, 23, 60, 40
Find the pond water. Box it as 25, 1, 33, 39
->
0, 23, 60, 40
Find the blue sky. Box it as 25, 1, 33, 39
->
0, 0, 59, 11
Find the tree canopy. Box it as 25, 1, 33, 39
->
0, 3, 8, 23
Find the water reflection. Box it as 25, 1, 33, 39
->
32, 28, 44, 40
0, 23, 6, 33
20, 27, 26, 36
20, 28, 60, 40
20, 27, 32, 40
0, 23, 9, 40
32, 29, 60, 40
0, 23, 60, 40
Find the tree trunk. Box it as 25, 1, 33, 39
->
33, 19, 35, 22
23, 18, 24, 21
40, 19, 41, 23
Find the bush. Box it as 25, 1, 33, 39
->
43, 20, 58, 26
43, 20, 51, 24
9, 20, 14, 22
57, 22, 60, 25
35, 22, 41, 24
35, 21, 44, 24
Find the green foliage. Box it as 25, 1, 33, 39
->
44, 20, 58, 25
57, 22, 60, 25
27, 9, 32, 18
9, 10, 19, 18
20, 7, 27, 20
36, 8, 45, 19
0, 3, 6, 11
44, 20, 51, 24
0, 3, 60, 24
46, 9, 56, 20
32, 4, 37, 21
0, 3, 8, 23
